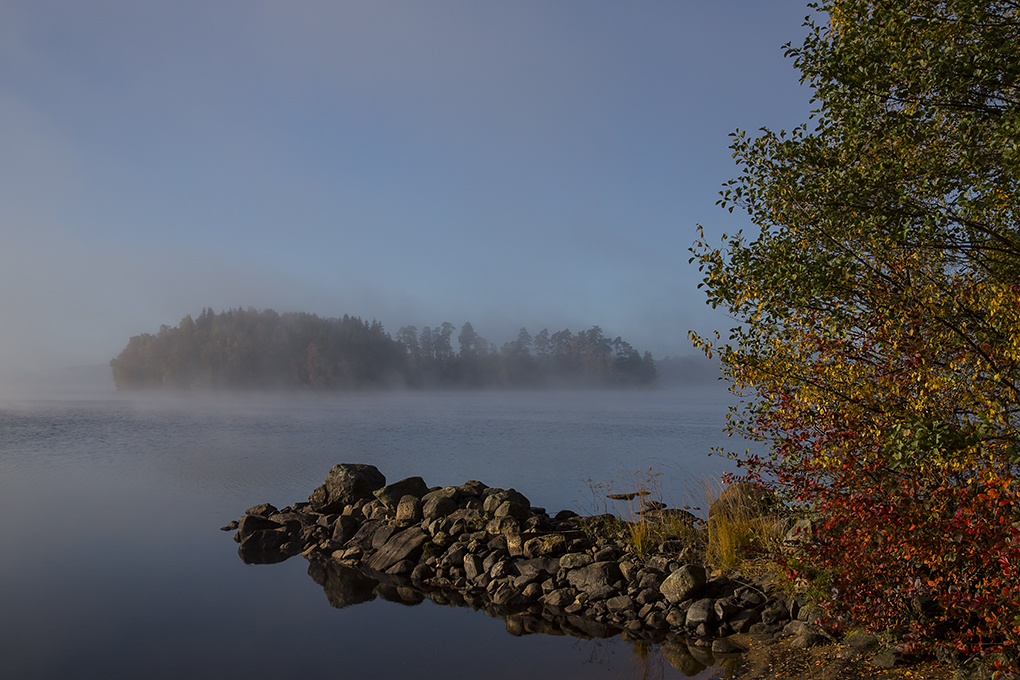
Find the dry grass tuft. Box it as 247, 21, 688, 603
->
702, 477, 786, 577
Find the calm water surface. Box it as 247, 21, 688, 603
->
0, 387, 754, 679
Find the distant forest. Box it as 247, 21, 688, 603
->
109, 307, 662, 390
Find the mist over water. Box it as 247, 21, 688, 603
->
0, 386, 756, 679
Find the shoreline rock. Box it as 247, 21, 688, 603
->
224, 463, 880, 669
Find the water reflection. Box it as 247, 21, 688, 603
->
249, 551, 745, 678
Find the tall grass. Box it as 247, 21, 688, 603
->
702, 477, 784, 577
580, 465, 787, 576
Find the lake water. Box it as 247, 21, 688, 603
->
0, 386, 756, 679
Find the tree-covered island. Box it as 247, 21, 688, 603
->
110, 307, 657, 390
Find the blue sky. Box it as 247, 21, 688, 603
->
0, 0, 816, 381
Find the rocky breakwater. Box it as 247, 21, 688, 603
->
224, 463, 821, 658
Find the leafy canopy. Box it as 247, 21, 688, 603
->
691, 0, 1020, 664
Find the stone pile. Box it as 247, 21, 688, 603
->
224, 463, 825, 655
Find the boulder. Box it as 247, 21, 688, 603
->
421, 487, 460, 505
660, 564, 707, 604
523, 534, 567, 558
238, 527, 290, 552
785, 620, 830, 649
331, 515, 360, 544
494, 500, 531, 521
844, 629, 881, 653
309, 464, 386, 514
728, 607, 761, 633
485, 517, 520, 535
541, 588, 575, 608
464, 554, 484, 580
458, 480, 488, 497
559, 553, 594, 569
236, 514, 282, 540
423, 495, 457, 522
345, 520, 388, 551
606, 595, 634, 614
245, 503, 279, 517
566, 561, 622, 597
516, 557, 560, 579
686, 598, 716, 628
709, 482, 773, 520
373, 477, 429, 509
483, 488, 530, 513
395, 495, 423, 523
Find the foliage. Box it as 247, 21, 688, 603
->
395, 323, 656, 388
690, 0, 1020, 665
110, 307, 401, 389
111, 308, 657, 390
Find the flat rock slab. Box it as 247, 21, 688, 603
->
365, 527, 429, 572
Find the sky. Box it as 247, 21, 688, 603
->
0, 0, 817, 383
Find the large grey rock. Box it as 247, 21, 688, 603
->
423, 495, 457, 522
309, 464, 386, 514
421, 487, 459, 505
785, 620, 830, 649
464, 554, 484, 580
685, 598, 716, 628
331, 515, 360, 544
365, 527, 429, 572
541, 588, 575, 608
394, 495, 422, 523
606, 595, 634, 614
485, 517, 520, 535
516, 557, 560, 578
523, 534, 566, 557
494, 500, 531, 521
844, 629, 881, 653
761, 599, 790, 625
559, 553, 593, 569
728, 607, 761, 633
371, 524, 397, 549
236, 514, 282, 540
566, 561, 622, 597
345, 520, 387, 551
245, 502, 279, 517
709, 482, 773, 519
660, 564, 707, 604
483, 488, 530, 512
374, 476, 428, 509
458, 480, 488, 497
238, 527, 289, 552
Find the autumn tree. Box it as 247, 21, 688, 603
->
691, 0, 1020, 667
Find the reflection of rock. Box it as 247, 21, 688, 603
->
237, 545, 294, 565
662, 641, 708, 676
307, 560, 378, 609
